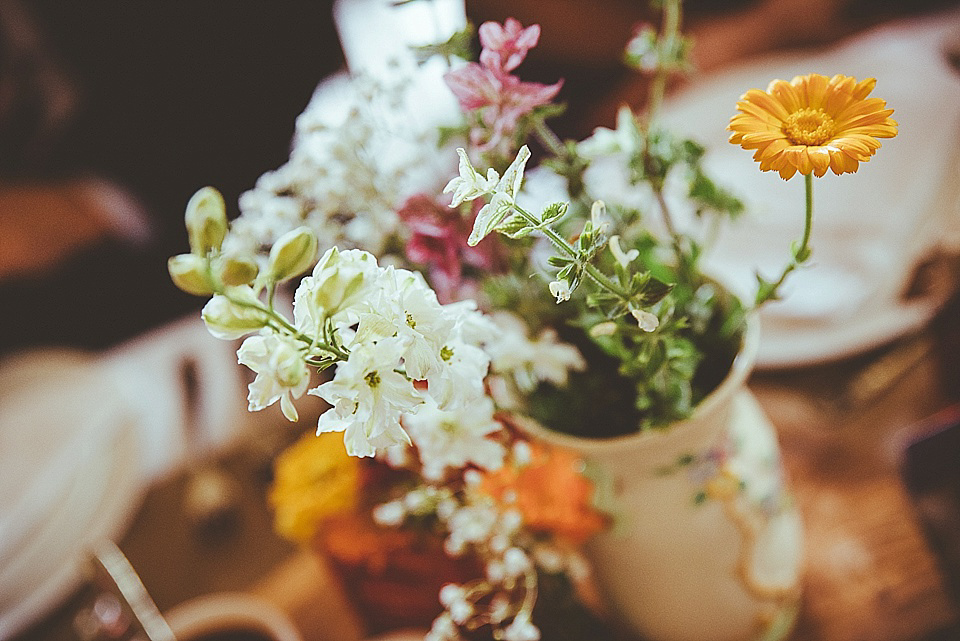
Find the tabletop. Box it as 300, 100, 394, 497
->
12, 295, 960, 641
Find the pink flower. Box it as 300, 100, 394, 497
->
444, 64, 562, 155
444, 62, 503, 111
398, 194, 503, 302
478, 18, 541, 76
443, 18, 562, 157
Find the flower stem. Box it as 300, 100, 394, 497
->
754, 173, 814, 306
226, 292, 350, 360
647, 0, 682, 124
512, 203, 631, 299
531, 117, 567, 159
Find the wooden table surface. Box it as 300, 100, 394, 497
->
13, 306, 960, 641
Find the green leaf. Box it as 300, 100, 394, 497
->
408, 23, 475, 64
541, 202, 568, 225
547, 255, 573, 268
497, 215, 533, 239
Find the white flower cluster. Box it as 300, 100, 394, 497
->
206, 246, 494, 458
485, 311, 587, 407
224, 72, 457, 261
375, 479, 542, 641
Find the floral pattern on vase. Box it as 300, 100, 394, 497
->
518, 316, 804, 641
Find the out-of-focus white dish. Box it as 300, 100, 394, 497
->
0, 349, 142, 639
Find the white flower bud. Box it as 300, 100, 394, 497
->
589, 321, 618, 338
301, 247, 375, 315
201, 289, 268, 339
503, 547, 531, 577
609, 235, 639, 267
267, 226, 318, 283
548, 279, 571, 303
216, 253, 259, 287
630, 308, 660, 332
168, 253, 213, 296
185, 187, 227, 256
511, 441, 532, 466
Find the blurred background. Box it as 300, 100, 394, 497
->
2, 0, 958, 356
2, 1, 960, 640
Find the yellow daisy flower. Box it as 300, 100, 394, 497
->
728, 73, 898, 180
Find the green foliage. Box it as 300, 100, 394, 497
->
410, 22, 476, 65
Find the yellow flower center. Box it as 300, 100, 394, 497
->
783, 108, 836, 146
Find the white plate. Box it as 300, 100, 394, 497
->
0, 351, 143, 639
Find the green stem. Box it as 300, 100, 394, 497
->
531, 117, 567, 159
802, 171, 814, 250
652, 185, 677, 237
225, 293, 350, 361
512, 203, 577, 260
512, 203, 631, 299
647, 0, 682, 124
754, 173, 814, 307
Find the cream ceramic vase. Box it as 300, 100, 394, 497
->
521, 316, 803, 641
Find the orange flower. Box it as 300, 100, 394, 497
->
728, 73, 897, 180
478, 442, 608, 545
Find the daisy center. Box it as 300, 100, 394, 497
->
783, 108, 836, 146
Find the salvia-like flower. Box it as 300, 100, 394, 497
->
397, 194, 503, 303
444, 19, 562, 155
445, 148, 500, 207
728, 73, 898, 180
467, 145, 531, 246
478, 18, 541, 76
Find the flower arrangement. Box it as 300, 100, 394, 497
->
167, 0, 896, 638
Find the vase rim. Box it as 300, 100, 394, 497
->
515, 311, 761, 452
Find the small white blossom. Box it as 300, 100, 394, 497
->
353, 267, 454, 381
590, 200, 611, 236
511, 441, 533, 466
486, 312, 585, 394
444, 147, 499, 207
372, 500, 406, 526
311, 339, 419, 457
426, 340, 490, 411
631, 308, 660, 332
548, 279, 571, 303
503, 613, 540, 641
532, 546, 564, 573
589, 321, 618, 337
438, 584, 474, 625
490, 595, 511, 623
236, 332, 310, 421
403, 397, 506, 481
609, 234, 639, 267
445, 501, 499, 553
503, 547, 533, 578
426, 613, 461, 641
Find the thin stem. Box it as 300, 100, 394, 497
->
531, 117, 567, 159
647, 0, 682, 124
653, 186, 677, 237
512, 203, 631, 299
753, 173, 814, 306
225, 293, 351, 361
801, 171, 814, 250
512, 203, 577, 259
